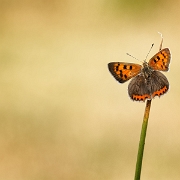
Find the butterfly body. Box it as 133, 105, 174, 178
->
108, 48, 171, 102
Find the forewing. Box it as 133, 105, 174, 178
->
108, 62, 141, 83
148, 48, 171, 71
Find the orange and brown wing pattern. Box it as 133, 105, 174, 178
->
108, 62, 142, 83
128, 71, 169, 101
148, 48, 171, 71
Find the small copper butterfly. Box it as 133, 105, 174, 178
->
108, 47, 171, 101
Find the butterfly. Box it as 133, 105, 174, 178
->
108, 48, 171, 101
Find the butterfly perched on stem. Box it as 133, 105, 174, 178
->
108, 48, 171, 101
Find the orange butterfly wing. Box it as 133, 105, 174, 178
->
108, 62, 142, 83
148, 48, 171, 71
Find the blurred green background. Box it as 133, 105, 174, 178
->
0, 0, 179, 179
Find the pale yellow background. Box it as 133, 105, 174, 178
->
0, 0, 179, 179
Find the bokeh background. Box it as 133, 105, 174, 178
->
0, 0, 179, 179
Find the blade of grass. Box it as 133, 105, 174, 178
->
134, 99, 152, 180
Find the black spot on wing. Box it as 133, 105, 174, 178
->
161, 52, 166, 58
157, 56, 160, 60
120, 73, 123, 78
120, 70, 123, 77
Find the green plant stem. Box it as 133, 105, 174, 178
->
134, 99, 152, 180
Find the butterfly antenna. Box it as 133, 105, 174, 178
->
126, 53, 142, 63
144, 43, 154, 62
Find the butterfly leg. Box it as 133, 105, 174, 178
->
158, 32, 163, 51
